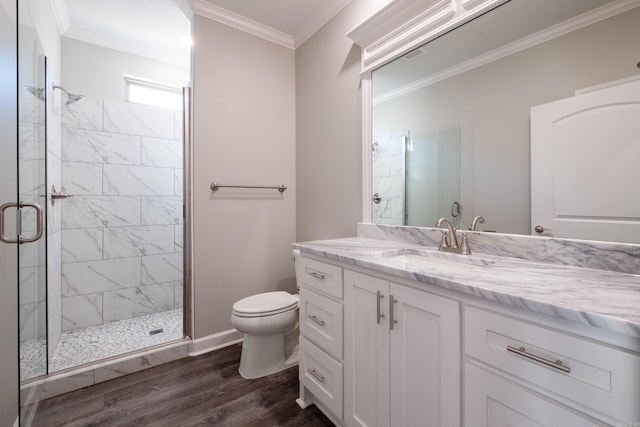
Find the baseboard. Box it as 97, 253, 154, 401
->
189, 329, 243, 356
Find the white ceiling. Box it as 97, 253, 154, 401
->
53, 0, 354, 67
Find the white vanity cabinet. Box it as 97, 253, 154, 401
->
343, 269, 461, 427
296, 256, 345, 423
295, 251, 640, 427
464, 305, 640, 426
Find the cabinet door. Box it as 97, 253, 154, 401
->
465, 363, 608, 427
389, 283, 461, 427
344, 270, 390, 427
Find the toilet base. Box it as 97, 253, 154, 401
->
238, 333, 298, 379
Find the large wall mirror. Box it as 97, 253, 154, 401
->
371, 0, 640, 244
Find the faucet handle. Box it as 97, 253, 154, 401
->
460, 233, 472, 255
439, 231, 448, 250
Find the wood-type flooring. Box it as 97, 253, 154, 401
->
31, 344, 334, 427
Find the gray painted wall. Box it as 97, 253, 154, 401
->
191, 16, 296, 339
295, 0, 391, 242
61, 38, 190, 102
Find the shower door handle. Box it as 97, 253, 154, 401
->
451, 201, 460, 218
0, 202, 44, 244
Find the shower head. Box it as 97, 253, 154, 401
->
66, 93, 85, 105
24, 85, 46, 101
53, 84, 85, 105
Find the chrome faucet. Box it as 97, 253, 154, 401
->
436, 217, 471, 255
470, 216, 485, 231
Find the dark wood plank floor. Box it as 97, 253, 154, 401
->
32, 344, 334, 427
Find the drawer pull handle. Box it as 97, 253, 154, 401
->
376, 290, 385, 324
308, 271, 325, 280
307, 315, 325, 326
307, 368, 325, 383
507, 345, 571, 373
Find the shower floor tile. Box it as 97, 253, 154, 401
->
20, 338, 47, 380
49, 309, 183, 372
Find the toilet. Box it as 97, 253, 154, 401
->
231, 290, 299, 379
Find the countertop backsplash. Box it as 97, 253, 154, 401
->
357, 223, 640, 276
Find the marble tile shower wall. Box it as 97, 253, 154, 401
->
18, 84, 49, 347
47, 87, 63, 356
372, 132, 405, 225
60, 97, 183, 332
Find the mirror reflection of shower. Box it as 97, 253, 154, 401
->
52, 83, 84, 105
25, 85, 45, 101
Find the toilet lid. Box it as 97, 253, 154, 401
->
232, 291, 299, 317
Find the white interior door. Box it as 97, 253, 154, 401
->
531, 78, 640, 243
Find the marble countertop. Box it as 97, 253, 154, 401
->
293, 237, 640, 338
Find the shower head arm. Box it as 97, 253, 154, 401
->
52, 84, 70, 96
52, 83, 84, 105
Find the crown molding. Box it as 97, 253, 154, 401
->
373, 0, 640, 105
48, 0, 70, 34
178, 0, 194, 20
191, 0, 294, 50
293, 0, 353, 48
347, 0, 508, 73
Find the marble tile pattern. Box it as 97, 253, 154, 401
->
22, 312, 188, 402
60, 97, 183, 331
372, 133, 405, 225
294, 225, 640, 337
357, 223, 640, 275
50, 309, 183, 372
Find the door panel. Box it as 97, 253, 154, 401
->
531, 79, 640, 243
344, 270, 390, 427
390, 284, 460, 427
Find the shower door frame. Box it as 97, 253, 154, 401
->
182, 86, 193, 339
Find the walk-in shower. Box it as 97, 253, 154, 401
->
17, 0, 190, 397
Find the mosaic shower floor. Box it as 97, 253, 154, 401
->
21, 309, 183, 380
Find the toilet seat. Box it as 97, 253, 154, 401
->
232, 291, 299, 318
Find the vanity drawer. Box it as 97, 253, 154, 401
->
298, 257, 343, 299
300, 288, 343, 359
465, 362, 607, 427
465, 305, 640, 421
300, 337, 343, 420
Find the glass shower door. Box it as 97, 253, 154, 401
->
18, 0, 48, 383
405, 125, 461, 228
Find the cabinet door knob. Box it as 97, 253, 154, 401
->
534, 225, 552, 234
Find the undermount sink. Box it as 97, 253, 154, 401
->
372, 249, 497, 273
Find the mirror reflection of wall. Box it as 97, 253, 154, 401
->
371, 0, 640, 239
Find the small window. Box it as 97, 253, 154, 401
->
125, 77, 182, 110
